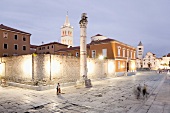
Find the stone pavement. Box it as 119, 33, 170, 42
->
0, 72, 169, 113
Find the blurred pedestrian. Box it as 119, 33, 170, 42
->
142, 84, 149, 99
56, 83, 61, 95
137, 84, 141, 99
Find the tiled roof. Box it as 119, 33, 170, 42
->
38, 42, 68, 47
56, 45, 90, 52
163, 53, 170, 57
30, 45, 37, 48
90, 38, 115, 45
0, 24, 31, 35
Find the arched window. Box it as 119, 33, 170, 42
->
65, 31, 66, 36
63, 31, 64, 36
117, 46, 121, 56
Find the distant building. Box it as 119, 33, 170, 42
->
159, 53, 170, 69
0, 24, 31, 57
56, 34, 136, 73
60, 14, 73, 47
30, 45, 37, 54
143, 52, 159, 70
36, 42, 68, 54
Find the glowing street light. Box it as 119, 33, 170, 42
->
99, 55, 104, 60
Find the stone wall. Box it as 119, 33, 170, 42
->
1, 55, 32, 82
0, 54, 116, 84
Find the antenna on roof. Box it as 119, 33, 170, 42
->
42, 41, 44, 44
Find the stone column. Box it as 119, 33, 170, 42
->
79, 13, 92, 87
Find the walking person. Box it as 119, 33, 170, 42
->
142, 84, 149, 99
56, 83, 61, 95
137, 84, 141, 99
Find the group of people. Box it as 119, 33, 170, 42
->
136, 84, 149, 99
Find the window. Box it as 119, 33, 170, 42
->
118, 61, 120, 69
4, 44, 8, 49
92, 50, 96, 58
3, 53, 8, 57
47, 46, 49, 49
14, 35, 18, 40
127, 50, 129, 57
68, 53, 72, 56
23, 46, 26, 50
23, 36, 26, 41
102, 49, 107, 58
52, 45, 53, 48
39, 47, 41, 50
131, 51, 133, 58
14, 44, 18, 50
123, 49, 125, 57
42, 47, 45, 50
76, 52, 79, 57
134, 52, 136, 59
123, 62, 125, 68
3, 32, 8, 38
118, 46, 121, 56
138, 48, 141, 50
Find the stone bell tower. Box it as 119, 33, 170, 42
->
60, 13, 73, 47
137, 41, 144, 59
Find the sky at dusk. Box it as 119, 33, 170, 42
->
1, 0, 170, 57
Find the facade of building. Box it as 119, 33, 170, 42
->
159, 53, 170, 69
142, 52, 159, 70
56, 34, 136, 73
30, 45, 37, 54
0, 24, 31, 57
60, 14, 73, 47
36, 42, 68, 54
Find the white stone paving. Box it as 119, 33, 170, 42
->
0, 72, 169, 113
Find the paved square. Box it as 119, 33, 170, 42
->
0, 72, 169, 113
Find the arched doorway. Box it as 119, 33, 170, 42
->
148, 62, 151, 69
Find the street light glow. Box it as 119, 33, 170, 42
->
99, 55, 104, 60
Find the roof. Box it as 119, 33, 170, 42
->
90, 38, 115, 45
30, 45, 38, 48
56, 45, 90, 52
38, 42, 68, 47
0, 24, 31, 35
138, 41, 143, 46
163, 53, 170, 57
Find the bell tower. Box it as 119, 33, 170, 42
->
61, 13, 73, 47
137, 41, 144, 59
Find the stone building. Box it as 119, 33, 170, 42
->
142, 52, 159, 70
159, 53, 170, 69
0, 24, 31, 57
60, 14, 73, 47
36, 42, 68, 54
56, 34, 136, 74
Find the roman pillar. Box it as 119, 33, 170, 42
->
79, 13, 88, 81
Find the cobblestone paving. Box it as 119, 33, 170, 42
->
0, 72, 169, 113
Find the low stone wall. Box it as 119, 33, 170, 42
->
0, 54, 116, 87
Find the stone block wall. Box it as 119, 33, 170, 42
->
1, 55, 32, 82
0, 54, 116, 84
